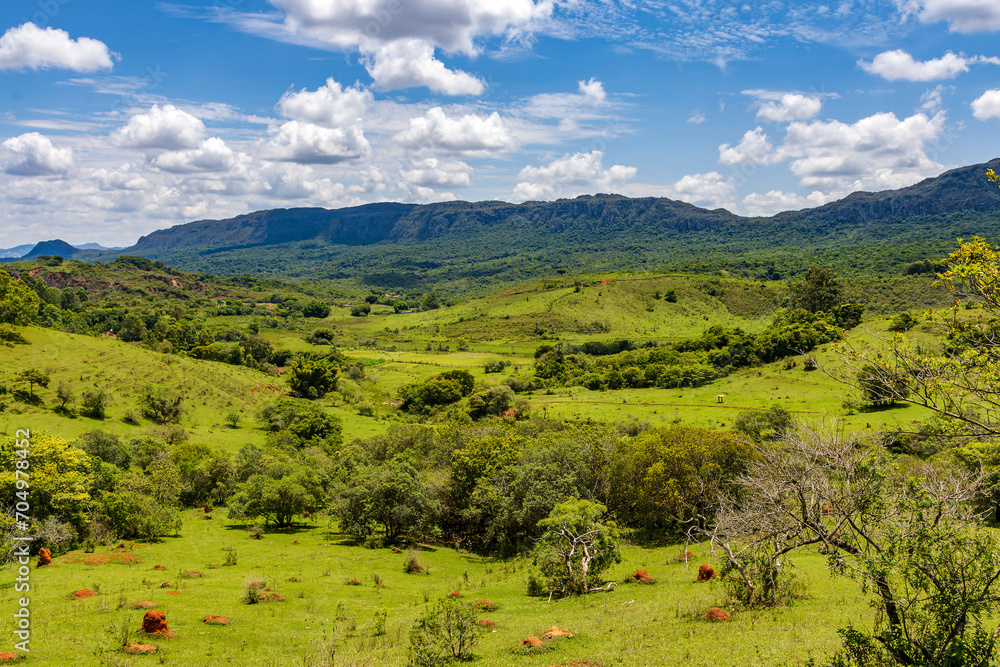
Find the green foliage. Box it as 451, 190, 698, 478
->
0, 433, 90, 532
609, 425, 755, 531
734, 405, 793, 442
79, 388, 108, 419
888, 311, 918, 332
16, 368, 50, 396
302, 301, 331, 318
467, 385, 516, 419
227, 468, 324, 527
793, 264, 844, 313
408, 596, 482, 666
286, 352, 339, 399
857, 364, 910, 406
258, 399, 342, 450
351, 303, 372, 317
535, 498, 621, 597
139, 385, 183, 424
0, 271, 40, 325
332, 460, 433, 541
399, 370, 474, 414
98, 489, 182, 540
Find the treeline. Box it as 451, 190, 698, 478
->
0, 413, 759, 557
530, 305, 863, 391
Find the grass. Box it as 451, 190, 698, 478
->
0, 515, 871, 666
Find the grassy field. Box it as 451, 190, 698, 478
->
0, 514, 872, 666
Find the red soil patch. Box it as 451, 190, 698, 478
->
159, 581, 171, 588
124, 644, 158, 655
132, 601, 156, 610
140, 610, 173, 637
182, 570, 201, 577
70, 589, 98, 599
546, 663, 603, 667
405, 562, 423, 574
59, 552, 142, 566
477, 619, 496, 627
631, 569, 655, 584
696, 564, 716, 582
391, 547, 400, 553
289, 576, 299, 582
168, 590, 182, 595
475, 600, 497, 611
448, 591, 461, 598
203, 616, 229, 625
153, 564, 166, 570
705, 607, 731, 622
0, 652, 21, 662
204, 504, 213, 513
542, 626, 574, 639
346, 579, 361, 586
37, 548, 51, 567
521, 636, 543, 648
201, 515, 213, 520
675, 550, 695, 562
208, 564, 219, 569
260, 592, 284, 602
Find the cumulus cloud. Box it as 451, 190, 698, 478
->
0, 23, 116, 72
1, 132, 73, 176
522, 77, 611, 121
401, 157, 473, 188
857, 49, 998, 81
756, 94, 823, 122
362, 40, 485, 95
240, 0, 552, 93
778, 111, 946, 190
577, 77, 607, 103
151, 138, 244, 174
91, 165, 153, 191
718, 127, 777, 166
741, 189, 830, 216
903, 0, 1000, 32
972, 89, 1000, 120
264, 120, 371, 164
277, 78, 373, 127
397, 107, 515, 155
511, 150, 636, 202
111, 105, 207, 150
670, 172, 735, 210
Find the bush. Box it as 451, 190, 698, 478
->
139, 386, 183, 424
408, 596, 482, 666
484, 360, 509, 373
302, 301, 331, 318
404, 549, 424, 574
80, 389, 108, 419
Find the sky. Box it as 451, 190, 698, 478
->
2, 0, 1000, 248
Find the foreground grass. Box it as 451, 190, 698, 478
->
0, 516, 870, 666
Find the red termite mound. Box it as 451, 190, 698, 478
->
37, 548, 51, 567
696, 564, 716, 582
521, 636, 543, 648
705, 607, 731, 622
140, 610, 173, 637
631, 568, 654, 584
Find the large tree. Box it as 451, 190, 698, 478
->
0, 271, 40, 326
794, 264, 843, 313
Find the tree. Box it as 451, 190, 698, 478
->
258, 399, 342, 450
700, 422, 1000, 661
227, 469, 324, 527
332, 460, 433, 542
0, 272, 39, 325
408, 596, 482, 666
793, 264, 843, 313
79, 388, 108, 419
16, 369, 49, 397
138, 386, 183, 424
535, 498, 621, 597
301, 301, 331, 318
286, 353, 338, 399
836, 237, 1000, 437
467, 385, 515, 419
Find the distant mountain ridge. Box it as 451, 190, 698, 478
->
129, 159, 1000, 256
0, 240, 123, 260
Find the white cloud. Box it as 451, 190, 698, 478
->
362, 40, 485, 95
397, 107, 516, 155
511, 150, 636, 201
277, 78, 373, 127
264, 120, 371, 164
756, 94, 823, 122
236, 0, 552, 94
972, 89, 1000, 120
91, 165, 153, 191
905, 0, 1000, 32
741, 189, 830, 216
401, 158, 473, 188
718, 127, 777, 166
857, 49, 985, 81
1, 132, 73, 176
920, 84, 953, 111
0, 23, 115, 72
151, 138, 245, 174
778, 111, 946, 190
111, 105, 207, 150
577, 77, 607, 103
687, 110, 707, 124
670, 172, 735, 210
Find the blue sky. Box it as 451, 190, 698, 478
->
2, 0, 1000, 247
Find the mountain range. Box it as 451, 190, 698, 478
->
7, 159, 1000, 290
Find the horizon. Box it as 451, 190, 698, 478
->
4, 2, 1000, 247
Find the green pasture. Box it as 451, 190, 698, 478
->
0, 514, 872, 666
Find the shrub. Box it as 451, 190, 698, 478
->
138, 386, 183, 424
408, 596, 482, 667
404, 549, 424, 574
241, 575, 266, 604
302, 301, 331, 318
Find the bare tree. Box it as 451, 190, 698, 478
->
694, 422, 1000, 665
